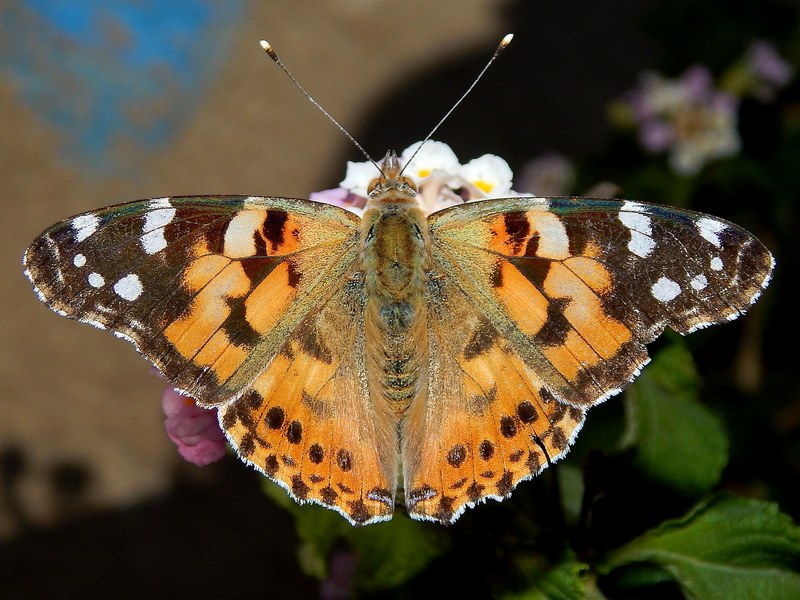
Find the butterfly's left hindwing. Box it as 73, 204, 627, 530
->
24, 196, 361, 404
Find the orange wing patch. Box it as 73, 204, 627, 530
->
492, 261, 549, 337
243, 262, 300, 335
165, 260, 251, 364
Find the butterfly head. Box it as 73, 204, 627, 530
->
367, 150, 418, 204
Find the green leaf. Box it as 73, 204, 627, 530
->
622, 341, 728, 495
605, 493, 800, 599
557, 463, 585, 526
263, 480, 448, 589
347, 514, 449, 590
261, 480, 352, 578
499, 552, 589, 600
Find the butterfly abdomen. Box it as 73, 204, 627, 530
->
360, 204, 430, 414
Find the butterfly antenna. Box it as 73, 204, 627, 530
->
400, 33, 513, 175
259, 39, 383, 173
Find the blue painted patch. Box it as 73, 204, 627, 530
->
1, 1, 245, 173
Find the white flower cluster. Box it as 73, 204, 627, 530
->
329, 140, 515, 215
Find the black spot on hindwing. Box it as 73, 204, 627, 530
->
286, 420, 303, 444
336, 449, 353, 472
265, 407, 285, 430
478, 440, 495, 461
516, 401, 538, 424
447, 444, 467, 468
500, 416, 518, 438
308, 443, 325, 464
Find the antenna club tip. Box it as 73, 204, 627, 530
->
259, 39, 278, 59
500, 33, 514, 48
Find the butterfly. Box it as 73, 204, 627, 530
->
23, 145, 774, 525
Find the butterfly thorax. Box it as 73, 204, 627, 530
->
358, 152, 430, 414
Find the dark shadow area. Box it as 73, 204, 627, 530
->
326, 0, 659, 183
0, 457, 316, 600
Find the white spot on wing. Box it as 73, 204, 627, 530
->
628, 230, 656, 258
690, 273, 708, 290
620, 201, 646, 212
696, 217, 725, 248
149, 197, 172, 209
73, 253, 86, 267
114, 273, 143, 301
533, 212, 569, 259
73, 214, 100, 242
141, 204, 176, 255
619, 211, 655, 257
710, 256, 723, 271
88, 272, 105, 288
224, 210, 263, 258
619, 211, 652, 234
141, 230, 167, 255
651, 276, 681, 302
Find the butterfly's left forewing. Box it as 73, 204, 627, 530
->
24, 196, 359, 404
403, 196, 773, 523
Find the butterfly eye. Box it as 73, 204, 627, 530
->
367, 178, 381, 196
400, 177, 418, 194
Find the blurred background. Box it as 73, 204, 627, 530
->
1, 1, 797, 598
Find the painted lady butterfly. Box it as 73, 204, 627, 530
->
24, 148, 773, 525
23, 37, 773, 525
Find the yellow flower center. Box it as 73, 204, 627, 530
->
474, 179, 494, 194
675, 105, 713, 141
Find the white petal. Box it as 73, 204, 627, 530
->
340, 160, 379, 197
400, 140, 460, 183
458, 154, 514, 197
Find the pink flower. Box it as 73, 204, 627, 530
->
622, 66, 740, 175
738, 40, 795, 102
161, 387, 227, 466
309, 187, 368, 214
639, 120, 674, 152
746, 40, 793, 89
516, 153, 576, 196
